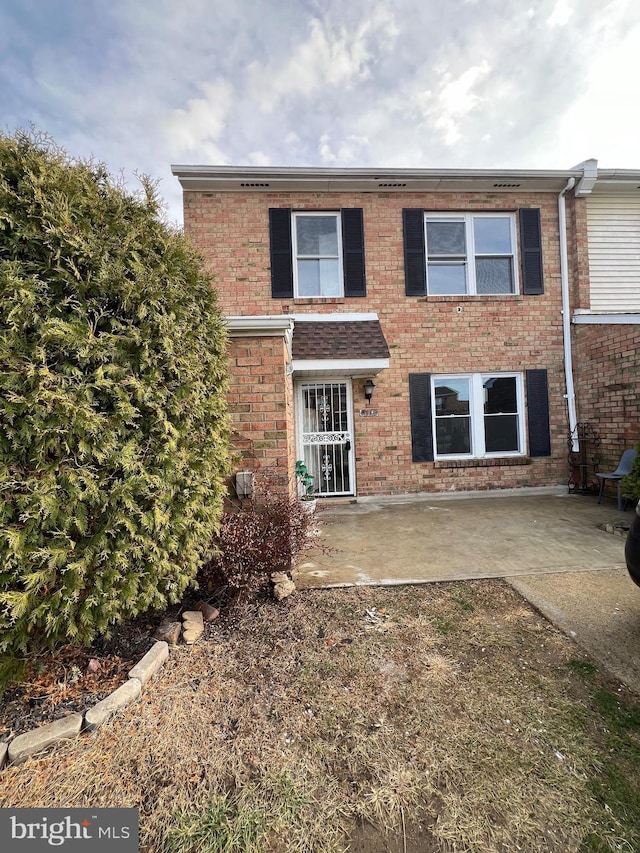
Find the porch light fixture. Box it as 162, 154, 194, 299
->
364, 379, 376, 403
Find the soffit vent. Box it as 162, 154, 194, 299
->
492, 182, 522, 188
377, 182, 408, 188
240, 182, 270, 187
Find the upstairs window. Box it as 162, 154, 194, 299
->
293, 213, 343, 297
425, 214, 517, 296
269, 208, 366, 299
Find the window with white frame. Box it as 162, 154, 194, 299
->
293, 212, 343, 297
425, 213, 517, 295
432, 373, 524, 458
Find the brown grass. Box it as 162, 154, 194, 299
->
0, 580, 637, 852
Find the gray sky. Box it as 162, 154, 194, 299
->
2, 0, 639, 223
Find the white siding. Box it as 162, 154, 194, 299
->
586, 195, 640, 312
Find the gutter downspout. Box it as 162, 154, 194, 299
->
558, 177, 579, 451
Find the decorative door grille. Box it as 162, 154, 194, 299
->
299, 381, 353, 496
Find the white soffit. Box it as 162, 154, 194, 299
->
291, 358, 390, 378
171, 165, 582, 194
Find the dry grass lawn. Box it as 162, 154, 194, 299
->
2, 580, 639, 853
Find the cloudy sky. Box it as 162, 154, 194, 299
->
2, 0, 639, 223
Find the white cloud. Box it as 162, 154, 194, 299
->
246, 5, 399, 112
318, 133, 369, 164
413, 61, 492, 147
554, 16, 640, 166
248, 150, 271, 166
547, 0, 574, 27
164, 80, 233, 162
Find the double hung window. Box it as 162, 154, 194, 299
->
432, 373, 523, 458
425, 214, 517, 295
292, 212, 343, 297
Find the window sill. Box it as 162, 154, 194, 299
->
434, 457, 531, 469
416, 295, 523, 303
293, 297, 346, 305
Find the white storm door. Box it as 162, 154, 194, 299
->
297, 380, 355, 496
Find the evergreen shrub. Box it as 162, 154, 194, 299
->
0, 131, 230, 684
622, 442, 640, 503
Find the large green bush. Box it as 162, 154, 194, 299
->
0, 131, 230, 680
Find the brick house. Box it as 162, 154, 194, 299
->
171, 163, 629, 499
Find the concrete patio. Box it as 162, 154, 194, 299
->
296, 488, 629, 588
295, 488, 640, 694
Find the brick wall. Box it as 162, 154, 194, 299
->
227, 334, 295, 495
573, 323, 640, 470
187, 190, 578, 495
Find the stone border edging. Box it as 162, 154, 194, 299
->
1, 640, 170, 770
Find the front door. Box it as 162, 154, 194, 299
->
297, 380, 355, 496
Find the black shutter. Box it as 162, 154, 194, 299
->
269, 208, 294, 298
341, 208, 366, 297
526, 369, 551, 457
519, 208, 544, 295
403, 209, 427, 296
409, 373, 434, 462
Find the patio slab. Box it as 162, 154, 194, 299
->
295, 489, 629, 588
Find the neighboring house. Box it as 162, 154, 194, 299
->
171, 163, 621, 499
570, 161, 640, 471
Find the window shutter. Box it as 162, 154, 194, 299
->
341, 208, 366, 297
409, 373, 434, 462
403, 209, 427, 296
519, 208, 544, 295
526, 369, 551, 457
269, 208, 294, 298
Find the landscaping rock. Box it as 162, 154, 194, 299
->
84, 678, 142, 731
0, 741, 7, 771
128, 641, 169, 686
196, 600, 220, 622
272, 573, 296, 601
8, 714, 83, 765
182, 610, 204, 644
154, 620, 182, 645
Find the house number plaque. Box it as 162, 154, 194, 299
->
359, 409, 378, 417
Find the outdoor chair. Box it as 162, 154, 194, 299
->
596, 449, 637, 511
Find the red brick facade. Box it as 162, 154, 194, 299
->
184, 186, 580, 496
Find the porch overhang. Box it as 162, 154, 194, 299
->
291, 357, 390, 378
290, 314, 390, 378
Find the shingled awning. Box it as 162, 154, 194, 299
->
291, 314, 390, 377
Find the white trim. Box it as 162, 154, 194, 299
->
431, 373, 525, 460
225, 316, 294, 336
292, 358, 389, 376
425, 212, 519, 296
172, 164, 584, 194
291, 312, 380, 322
292, 211, 343, 298
572, 312, 640, 324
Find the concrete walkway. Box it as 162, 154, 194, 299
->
295, 489, 640, 694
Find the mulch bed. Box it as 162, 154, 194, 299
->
0, 615, 156, 742
0, 587, 236, 742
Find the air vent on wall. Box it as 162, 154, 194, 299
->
377, 182, 408, 188
240, 182, 270, 187
492, 182, 521, 188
